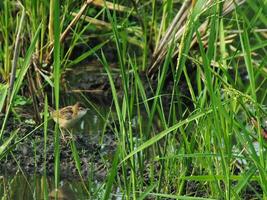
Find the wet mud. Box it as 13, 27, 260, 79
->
0, 120, 117, 181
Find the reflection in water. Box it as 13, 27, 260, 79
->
0, 173, 125, 200
0, 174, 87, 199
48, 183, 76, 200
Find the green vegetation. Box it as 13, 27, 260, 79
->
0, 0, 267, 199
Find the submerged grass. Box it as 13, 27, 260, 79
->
0, 0, 267, 199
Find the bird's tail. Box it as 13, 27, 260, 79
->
39, 102, 55, 113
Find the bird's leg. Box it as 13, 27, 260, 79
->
59, 128, 67, 143
65, 129, 76, 141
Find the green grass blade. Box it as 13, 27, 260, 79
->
103, 148, 120, 200
53, 0, 61, 193
0, 129, 18, 157
121, 107, 213, 164
0, 84, 8, 112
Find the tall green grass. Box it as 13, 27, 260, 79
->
99, 1, 267, 199
0, 0, 267, 199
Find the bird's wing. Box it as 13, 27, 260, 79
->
59, 107, 73, 120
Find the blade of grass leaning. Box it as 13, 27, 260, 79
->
0, 129, 18, 157
68, 40, 109, 67
137, 184, 157, 200
0, 122, 44, 162
231, 166, 257, 198
69, 137, 90, 196
103, 148, 119, 200
121, 107, 214, 164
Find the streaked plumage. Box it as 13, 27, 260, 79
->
51, 102, 88, 129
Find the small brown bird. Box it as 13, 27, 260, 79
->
51, 102, 88, 140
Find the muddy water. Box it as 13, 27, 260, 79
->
1, 174, 120, 200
